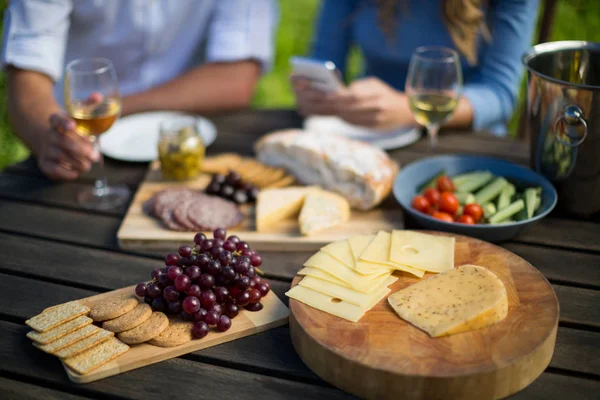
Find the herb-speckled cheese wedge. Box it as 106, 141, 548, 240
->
388, 264, 508, 337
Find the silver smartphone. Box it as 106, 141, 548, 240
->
290, 56, 344, 93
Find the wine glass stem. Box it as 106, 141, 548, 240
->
92, 137, 107, 196
428, 124, 440, 149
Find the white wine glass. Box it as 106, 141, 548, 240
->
406, 46, 462, 148
64, 58, 130, 209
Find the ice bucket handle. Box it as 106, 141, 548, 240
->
554, 105, 588, 147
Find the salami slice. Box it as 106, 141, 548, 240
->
152, 189, 195, 217
186, 194, 243, 231
173, 198, 199, 230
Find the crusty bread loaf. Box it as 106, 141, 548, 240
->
254, 130, 399, 210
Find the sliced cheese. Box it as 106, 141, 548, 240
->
388, 264, 508, 337
286, 285, 391, 322
298, 267, 394, 294
359, 231, 425, 278
299, 275, 398, 307
348, 234, 376, 262
321, 239, 355, 269
304, 251, 390, 290
299, 190, 350, 235
256, 186, 315, 232
390, 230, 454, 273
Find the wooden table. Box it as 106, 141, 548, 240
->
0, 110, 598, 399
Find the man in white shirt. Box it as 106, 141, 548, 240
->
2, 0, 277, 180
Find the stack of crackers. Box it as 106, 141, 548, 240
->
202, 153, 295, 189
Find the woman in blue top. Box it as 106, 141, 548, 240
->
293, 0, 539, 136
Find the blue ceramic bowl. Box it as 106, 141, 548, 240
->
393, 155, 557, 242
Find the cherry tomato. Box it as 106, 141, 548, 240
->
411, 195, 430, 213
439, 192, 459, 215
463, 203, 484, 223
457, 214, 475, 224
432, 211, 454, 223
436, 176, 455, 192
423, 188, 441, 206
426, 206, 437, 216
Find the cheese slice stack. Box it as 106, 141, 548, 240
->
388, 264, 509, 337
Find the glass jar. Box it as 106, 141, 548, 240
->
158, 116, 206, 181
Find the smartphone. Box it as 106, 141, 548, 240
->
290, 56, 344, 93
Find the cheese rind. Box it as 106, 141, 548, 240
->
388, 264, 508, 337
359, 231, 425, 278
389, 230, 454, 273
299, 275, 398, 307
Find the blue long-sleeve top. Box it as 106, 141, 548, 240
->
311, 0, 539, 136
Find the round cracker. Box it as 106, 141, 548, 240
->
102, 303, 152, 333
117, 312, 169, 344
148, 320, 194, 347
89, 295, 139, 322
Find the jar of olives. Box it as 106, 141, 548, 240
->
158, 116, 206, 181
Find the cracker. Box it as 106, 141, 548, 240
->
63, 337, 129, 375
202, 153, 242, 175
35, 324, 99, 354
89, 295, 139, 322
55, 329, 114, 359
148, 320, 194, 347
238, 159, 267, 181
117, 312, 169, 344
254, 167, 286, 188
103, 303, 152, 333
26, 302, 90, 333
266, 174, 296, 188
27, 316, 93, 345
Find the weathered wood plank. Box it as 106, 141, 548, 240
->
0, 320, 351, 400
552, 327, 600, 376
514, 218, 600, 253
554, 285, 600, 328
511, 373, 600, 400
0, 377, 89, 400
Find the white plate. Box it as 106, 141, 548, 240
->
304, 116, 421, 150
100, 111, 217, 162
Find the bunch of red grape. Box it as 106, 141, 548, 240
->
134, 228, 270, 339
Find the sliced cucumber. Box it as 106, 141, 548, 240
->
455, 172, 494, 193
482, 202, 497, 219
455, 192, 475, 205
453, 171, 489, 185
524, 187, 541, 218
489, 199, 525, 224
417, 170, 446, 193
474, 177, 509, 205
497, 184, 516, 210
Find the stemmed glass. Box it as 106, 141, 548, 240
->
64, 58, 130, 209
406, 46, 463, 148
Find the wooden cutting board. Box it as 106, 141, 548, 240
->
117, 162, 403, 252
61, 285, 289, 384
289, 233, 559, 400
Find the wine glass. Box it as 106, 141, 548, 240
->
64, 58, 130, 209
406, 46, 463, 148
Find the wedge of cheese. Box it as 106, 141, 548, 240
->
299, 190, 350, 236
388, 264, 508, 337
299, 275, 398, 307
359, 231, 425, 278
389, 230, 454, 273
256, 186, 315, 232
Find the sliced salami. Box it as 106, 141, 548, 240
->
186, 194, 243, 231
152, 189, 195, 217
173, 198, 199, 230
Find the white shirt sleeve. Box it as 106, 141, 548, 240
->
205, 0, 278, 73
1, 0, 72, 82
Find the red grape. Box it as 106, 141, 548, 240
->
210, 246, 224, 259
214, 286, 229, 304
235, 291, 251, 306
182, 296, 201, 314
209, 303, 223, 317
166, 300, 182, 314
236, 241, 249, 252
167, 266, 183, 281
200, 291, 217, 309
186, 265, 201, 281
249, 279, 257, 289
188, 255, 198, 265
197, 253, 210, 268
247, 266, 256, 278
204, 310, 219, 326
257, 282, 270, 297
202, 239, 214, 251
241, 249, 254, 257
178, 245, 192, 257
192, 321, 209, 338
198, 273, 215, 290
221, 266, 236, 282
229, 286, 241, 298
248, 289, 261, 304
213, 238, 225, 248
234, 256, 250, 274
250, 253, 262, 267
205, 260, 221, 275
151, 268, 162, 279
163, 285, 179, 302
224, 302, 239, 318
236, 276, 251, 290
193, 308, 208, 322
223, 241, 236, 252
135, 283, 147, 297
151, 297, 166, 312
165, 253, 180, 266
194, 233, 207, 246
226, 235, 240, 244
244, 302, 263, 312
157, 272, 171, 288
174, 274, 191, 292
217, 315, 232, 332
188, 284, 202, 298
218, 250, 232, 266
147, 283, 162, 298
213, 228, 227, 240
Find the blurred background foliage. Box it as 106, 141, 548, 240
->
1, 0, 600, 170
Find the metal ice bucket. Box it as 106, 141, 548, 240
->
522, 41, 600, 215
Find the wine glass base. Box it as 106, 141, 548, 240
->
77, 184, 131, 210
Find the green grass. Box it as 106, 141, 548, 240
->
1, 0, 599, 169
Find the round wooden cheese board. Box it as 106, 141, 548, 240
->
289, 232, 559, 400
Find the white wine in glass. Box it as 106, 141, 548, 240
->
64, 58, 130, 209
406, 47, 462, 148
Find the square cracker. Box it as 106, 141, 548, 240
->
64, 337, 129, 375
26, 301, 90, 333
265, 174, 295, 188
202, 153, 242, 175
27, 316, 93, 345
35, 324, 99, 354
55, 329, 114, 359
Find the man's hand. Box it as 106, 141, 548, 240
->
38, 114, 99, 180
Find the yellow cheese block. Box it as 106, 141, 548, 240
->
304, 251, 390, 291
389, 230, 454, 273
321, 239, 355, 269
388, 264, 508, 337
286, 285, 391, 322
299, 275, 398, 307
359, 231, 425, 278
297, 267, 393, 294
299, 190, 350, 236
256, 186, 315, 232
